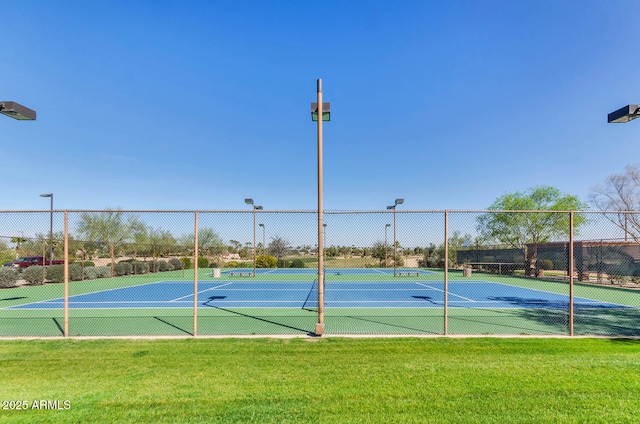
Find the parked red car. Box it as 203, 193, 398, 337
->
2, 256, 64, 269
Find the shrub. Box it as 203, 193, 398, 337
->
288, 258, 306, 268
95, 266, 112, 278
46, 265, 65, 283
208, 262, 219, 268
0, 267, 20, 288
256, 255, 277, 268
157, 260, 169, 272
77, 261, 95, 267
180, 257, 192, 269
0, 251, 15, 266
22, 266, 46, 285
146, 260, 156, 273
169, 258, 183, 270
131, 261, 148, 274
197, 257, 209, 268
538, 259, 554, 270
225, 261, 238, 268
83, 267, 98, 280
69, 264, 84, 281
114, 262, 132, 276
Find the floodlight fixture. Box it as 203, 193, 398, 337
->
311, 102, 330, 122
608, 104, 640, 124
0, 101, 36, 120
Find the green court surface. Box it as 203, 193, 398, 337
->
1, 268, 639, 337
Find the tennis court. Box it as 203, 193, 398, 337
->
2, 267, 639, 337
10, 279, 627, 310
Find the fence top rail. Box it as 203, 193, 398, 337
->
0, 209, 638, 214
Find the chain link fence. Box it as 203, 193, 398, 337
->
1, 210, 639, 337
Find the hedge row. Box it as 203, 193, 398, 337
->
20, 258, 189, 284
1, 257, 230, 287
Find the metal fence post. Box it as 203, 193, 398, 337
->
64, 210, 69, 337
194, 211, 199, 337
444, 211, 449, 336
569, 211, 574, 336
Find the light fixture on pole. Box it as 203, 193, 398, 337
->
258, 223, 265, 255
608, 104, 640, 123
385, 223, 391, 268
0, 101, 36, 120
244, 198, 262, 277
39, 193, 53, 265
311, 79, 330, 336
387, 198, 404, 277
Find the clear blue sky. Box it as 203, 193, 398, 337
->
3, 0, 640, 212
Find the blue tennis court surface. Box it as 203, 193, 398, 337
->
10, 280, 630, 310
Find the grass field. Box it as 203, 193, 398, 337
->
1, 338, 639, 423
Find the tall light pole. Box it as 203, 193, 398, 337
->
258, 223, 265, 255
385, 223, 391, 268
0, 101, 36, 120
311, 79, 330, 336
607, 104, 639, 242
387, 198, 404, 277
40, 193, 53, 265
244, 198, 262, 277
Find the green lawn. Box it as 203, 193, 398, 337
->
1, 338, 639, 423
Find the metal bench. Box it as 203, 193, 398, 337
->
229, 271, 254, 277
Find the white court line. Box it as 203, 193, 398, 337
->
170, 282, 236, 302
415, 282, 476, 302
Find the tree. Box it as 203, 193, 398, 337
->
325, 246, 338, 258
477, 186, 587, 273
446, 231, 472, 268
589, 164, 640, 241
370, 241, 391, 267
133, 227, 177, 263
267, 236, 290, 264
418, 243, 441, 268
76, 209, 145, 252
75, 209, 146, 274
197, 228, 225, 256
228, 240, 242, 253
0, 239, 14, 265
